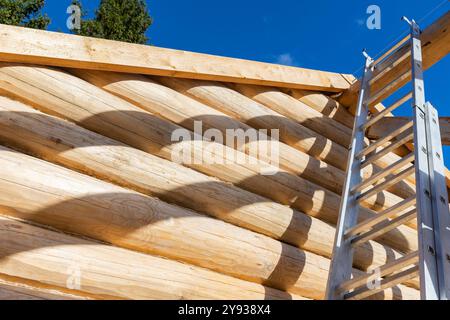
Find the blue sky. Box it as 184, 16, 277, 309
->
43, 0, 449, 165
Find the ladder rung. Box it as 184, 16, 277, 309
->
353, 153, 414, 193
367, 69, 411, 107
345, 265, 419, 300
338, 251, 418, 294
351, 209, 416, 247
371, 40, 411, 85
362, 93, 413, 132
346, 196, 416, 237
357, 166, 415, 203
373, 35, 411, 66
359, 120, 413, 158
361, 132, 414, 169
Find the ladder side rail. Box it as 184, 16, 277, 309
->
325, 55, 373, 300
409, 19, 441, 300
424, 102, 450, 299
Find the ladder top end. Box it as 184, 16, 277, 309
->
402, 16, 412, 26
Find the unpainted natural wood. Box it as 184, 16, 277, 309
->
0, 216, 304, 300
0, 23, 351, 92
0, 99, 419, 275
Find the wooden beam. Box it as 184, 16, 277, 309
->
338, 10, 450, 108
367, 117, 450, 145
0, 23, 351, 92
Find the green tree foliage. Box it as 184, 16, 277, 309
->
74, 0, 152, 44
0, 0, 50, 29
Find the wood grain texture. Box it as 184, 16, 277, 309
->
0, 99, 419, 276
71, 68, 346, 196
0, 216, 304, 300
233, 83, 353, 147
0, 64, 417, 212
287, 89, 355, 128
0, 276, 93, 300
158, 76, 349, 171
0, 144, 419, 297
151, 77, 417, 211
0, 23, 351, 92
0, 64, 412, 234
0, 144, 324, 298
32, 68, 421, 244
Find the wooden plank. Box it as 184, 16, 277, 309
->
0, 97, 417, 276
368, 117, 450, 145
338, 10, 450, 107
0, 23, 351, 92
373, 35, 410, 65
0, 216, 304, 300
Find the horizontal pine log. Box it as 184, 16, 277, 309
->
0, 99, 419, 274
0, 216, 303, 300
151, 77, 416, 208
0, 64, 415, 213
0, 145, 419, 297
0, 276, 93, 300
157, 77, 349, 171
70, 68, 345, 196
233, 84, 418, 208
0, 67, 419, 255
286, 88, 418, 202
233, 83, 352, 147
72, 69, 414, 210
287, 89, 355, 128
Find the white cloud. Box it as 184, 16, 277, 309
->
275, 53, 297, 67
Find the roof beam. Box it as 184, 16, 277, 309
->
338, 10, 450, 108
367, 116, 450, 145
0, 23, 351, 92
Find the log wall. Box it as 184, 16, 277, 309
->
0, 62, 424, 300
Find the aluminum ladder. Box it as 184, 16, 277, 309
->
326, 17, 450, 300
